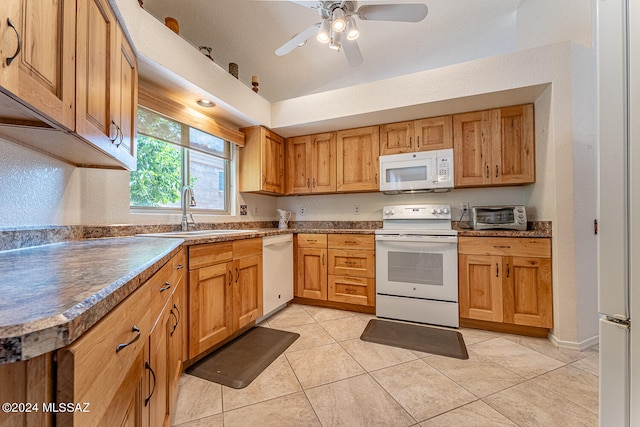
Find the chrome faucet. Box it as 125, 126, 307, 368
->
181, 185, 197, 231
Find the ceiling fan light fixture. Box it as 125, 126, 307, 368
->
317, 19, 330, 43
346, 17, 359, 40
329, 30, 341, 51
331, 8, 346, 32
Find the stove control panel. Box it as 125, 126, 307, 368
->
382, 205, 452, 220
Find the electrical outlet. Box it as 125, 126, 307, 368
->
253, 205, 259, 215
354, 205, 361, 215
460, 202, 470, 211
298, 206, 306, 216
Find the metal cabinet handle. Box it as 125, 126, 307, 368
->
116, 325, 141, 353
322, 254, 325, 265
495, 165, 499, 178
173, 303, 180, 325
307, 178, 311, 188
144, 361, 156, 407
228, 270, 232, 286
416, 135, 421, 148
160, 281, 171, 292
486, 165, 490, 178
408, 137, 412, 148
506, 264, 510, 278
236, 267, 239, 283
5, 18, 21, 66
176, 263, 184, 270
496, 263, 499, 278
313, 178, 316, 188
109, 120, 122, 146
170, 309, 178, 336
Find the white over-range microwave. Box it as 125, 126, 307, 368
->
379, 149, 454, 194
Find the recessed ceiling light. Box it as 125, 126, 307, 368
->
197, 99, 215, 108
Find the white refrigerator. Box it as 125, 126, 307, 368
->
597, 0, 639, 425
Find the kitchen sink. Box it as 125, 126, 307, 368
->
137, 229, 259, 238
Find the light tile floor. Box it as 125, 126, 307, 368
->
173, 304, 599, 426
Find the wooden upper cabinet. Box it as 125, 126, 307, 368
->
0, 0, 76, 130
75, 0, 137, 170
380, 116, 452, 155
454, 104, 534, 188
240, 126, 285, 195
492, 104, 535, 185
336, 126, 380, 192
286, 132, 336, 194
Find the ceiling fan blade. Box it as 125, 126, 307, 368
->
342, 37, 363, 67
357, 4, 428, 22
275, 23, 320, 56
288, 1, 321, 9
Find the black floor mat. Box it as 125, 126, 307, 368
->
360, 319, 468, 360
186, 327, 300, 389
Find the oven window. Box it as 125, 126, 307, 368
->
386, 166, 427, 183
387, 252, 443, 286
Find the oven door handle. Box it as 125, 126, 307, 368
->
375, 235, 458, 244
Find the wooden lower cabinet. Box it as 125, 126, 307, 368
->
458, 237, 552, 333
188, 238, 263, 359
295, 234, 375, 308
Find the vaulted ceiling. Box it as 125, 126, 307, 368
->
141, 0, 521, 102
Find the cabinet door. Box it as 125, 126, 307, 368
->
0, 0, 75, 129
148, 304, 171, 427
380, 121, 414, 155
503, 256, 552, 328
286, 135, 312, 194
188, 262, 233, 358
97, 349, 145, 427
453, 110, 492, 187
491, 104, 535, 185
113, 26, 137, 169
296, 247, 327, 300
415, 116, 453, 151
336, 126, 380, 192
459, 254, 503, 322
233, 254, 263, 330
262, 128, 285, 194
311, 132, 337, 192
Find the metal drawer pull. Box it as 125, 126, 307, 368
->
176, 263, 184, 270
496, 263, 499, 277
5, 18, 21, 66
344, 240, 357, 244
506, 264, 510, 278
144, 362, 156, 407
116, 325, 141, 353
417, 136, 420, 147
344, 261, 357, 265
486, 165, 489, 178
160, 282, 171, 292
496, 165, 499, 178
493, 245, 511, 249
307, 239, 317, 243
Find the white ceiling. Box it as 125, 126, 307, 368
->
140, 0, 521, 103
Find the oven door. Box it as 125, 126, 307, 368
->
375, 234, 458, 302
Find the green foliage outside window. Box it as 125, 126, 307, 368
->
130, 135, 182, 207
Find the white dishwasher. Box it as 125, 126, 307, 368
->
260, 234, 294, 320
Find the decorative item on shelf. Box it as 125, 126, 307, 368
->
228, 62, 239, 79
165, 17, 179, 34
251, 75, 259, 93
199, 46, 214, 61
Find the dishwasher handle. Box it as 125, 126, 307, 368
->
263, 234, 293, 247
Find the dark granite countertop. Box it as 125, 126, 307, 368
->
0, 237, 183, 364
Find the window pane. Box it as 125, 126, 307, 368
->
189, 128, 230, 159
130, 135, 182, 208
189, 149, 226, 211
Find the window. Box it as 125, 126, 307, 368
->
130, 107, 231, 213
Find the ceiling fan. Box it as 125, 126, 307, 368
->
275, 1, 429, 67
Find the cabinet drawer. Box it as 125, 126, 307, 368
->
328, 234, 374, 250
328, 249, 375, 278
233, 238, 262, 259
189, 242, 233, 270
297, 234, 327, 248
149, 251, 185, 325
458, 237, 551, 258
56, 283, 150, 426
328, 275, 375, 306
